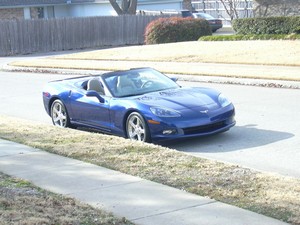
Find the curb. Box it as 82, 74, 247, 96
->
171, 74, 300, 89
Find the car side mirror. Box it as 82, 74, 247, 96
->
171, 77, 178, 82
86, 90, 105, 103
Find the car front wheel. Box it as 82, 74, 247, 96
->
51, 99, 70, 128
126, 112, 151, 142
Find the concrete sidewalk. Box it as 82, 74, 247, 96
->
0, 139, 288, 225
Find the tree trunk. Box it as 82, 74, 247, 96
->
109, 0, 137, 15
128, 0, 137, 14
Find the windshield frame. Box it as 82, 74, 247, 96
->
102, 68, 180, 98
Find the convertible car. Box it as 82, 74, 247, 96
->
43, 67, 235, 142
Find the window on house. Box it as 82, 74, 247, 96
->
37, 7, 44, 18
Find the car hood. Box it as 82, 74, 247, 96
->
135, 87, 221, 110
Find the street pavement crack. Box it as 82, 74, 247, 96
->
131, 200, 217, 221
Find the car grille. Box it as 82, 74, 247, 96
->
183, 121, 227, 135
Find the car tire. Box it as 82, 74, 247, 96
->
126, 112, 151, 142
51, 99, 71, 128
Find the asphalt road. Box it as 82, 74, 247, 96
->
0, 71, 299, 179
166, 81, 300, 179
0, 71, 71, 124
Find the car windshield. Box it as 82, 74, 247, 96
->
103, 68, 179, 97
194, 13, 215, 19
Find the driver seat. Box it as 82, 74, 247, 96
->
116, 75, 135, 95
87, 78, 105, 95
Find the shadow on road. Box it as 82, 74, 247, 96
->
162, 124, 294, 153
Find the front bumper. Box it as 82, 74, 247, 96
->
149, 107, 235, 142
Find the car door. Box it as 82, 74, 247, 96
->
68, 89, 111, 132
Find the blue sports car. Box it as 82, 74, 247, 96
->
43, 67, 235, 142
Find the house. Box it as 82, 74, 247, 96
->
0, 0, 183, 20
0, 0, 94, 19
137, 0, 183, 12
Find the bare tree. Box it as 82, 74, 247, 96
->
219, 0, 241, 21
254, 0, 280, 16
109, 0, 138, 15
253, 0, 300, 17
182, 0, 193, 11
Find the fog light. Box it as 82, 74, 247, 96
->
162, 129, 177, 135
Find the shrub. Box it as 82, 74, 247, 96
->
198, 34, 300, 41
144, 17, 212, 45
233, 16, 300, 35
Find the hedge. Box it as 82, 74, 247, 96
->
144, 17, 212, 44
233, 16, 300, 35
199, 33, 300, 41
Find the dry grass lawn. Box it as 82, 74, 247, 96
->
53, 40, 300, 66
0, 173, 132, 225
0, 115, 300, 225
9, 40, 300, 81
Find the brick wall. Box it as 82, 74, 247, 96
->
0, 7, 40, 20
30, 8, 39, 19
0, 8, 24, 20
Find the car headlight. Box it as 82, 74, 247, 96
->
218, 93, 231, 107
150, 107, 181, 117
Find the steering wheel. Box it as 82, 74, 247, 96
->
141, 80, 153, 89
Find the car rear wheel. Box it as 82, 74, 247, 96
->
51, 99, 70, 128
126, 112, 151, 142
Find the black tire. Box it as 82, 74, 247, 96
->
126, 112, 151, 142
50, 99, 71, 128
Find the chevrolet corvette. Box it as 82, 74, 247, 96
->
43, 67, 235, 142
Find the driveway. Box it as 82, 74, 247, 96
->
213, 26, 235, 36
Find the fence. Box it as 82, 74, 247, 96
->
0, 15, 161, 56
191, 0, 253, 25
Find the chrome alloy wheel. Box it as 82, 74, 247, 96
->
51, 100, 68, 127
126, 112, 150, 142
